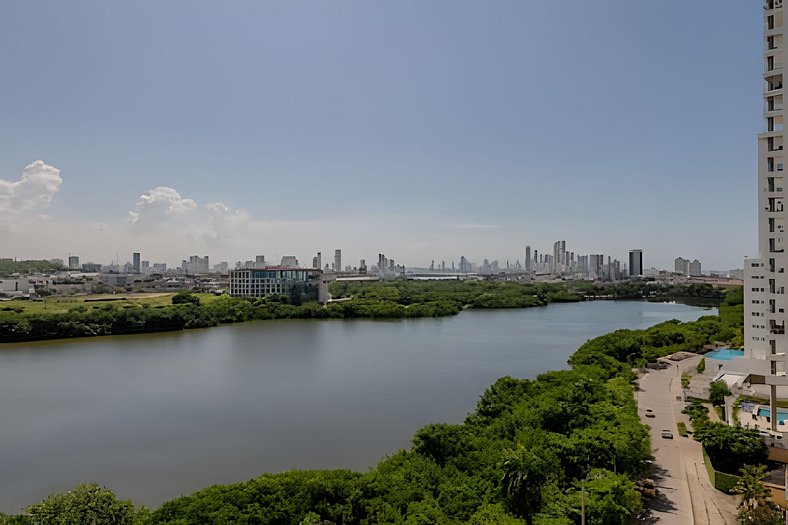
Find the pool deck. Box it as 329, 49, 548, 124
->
704, 349, 745, 361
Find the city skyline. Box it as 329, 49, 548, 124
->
0, 2, 762, 270
0, 159, 741, 273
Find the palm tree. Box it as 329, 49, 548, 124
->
500, 445, 547, 524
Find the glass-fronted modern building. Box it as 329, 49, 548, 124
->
229, 267, 327, 302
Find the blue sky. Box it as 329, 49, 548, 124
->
0, 1, 763, 270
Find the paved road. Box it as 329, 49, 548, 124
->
636, 356, 738, 524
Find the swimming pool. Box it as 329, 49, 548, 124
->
758, 407, 788, 425
705, 348, 745, 360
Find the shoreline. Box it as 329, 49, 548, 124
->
0, 295, 718, 345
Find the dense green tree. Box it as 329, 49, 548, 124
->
0, 514, 32, 525
467, 503, 524, 524
693, 423, 767, 474
709, 380, 731, 406
578, 470, 641, 525
171, 291, 200, 306
25, 483, 136, 525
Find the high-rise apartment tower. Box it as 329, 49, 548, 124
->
628, 250, 642, 277
745, 0, 788, 382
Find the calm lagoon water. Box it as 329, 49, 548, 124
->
0, 300, 713, 512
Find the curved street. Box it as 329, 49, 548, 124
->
636, 355, 738, 524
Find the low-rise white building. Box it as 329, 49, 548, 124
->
0, 278, 31, 296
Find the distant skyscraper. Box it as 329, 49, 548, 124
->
280, 256, 299, 267
551, 240, 566, 274
589, 254, 604, 280
256, 255, 266, 266
560, 241, 566, 271
184, 255, 209, 274
525, 245, 531, 271
334, 250, 341, 274
688, 259, 702, 277
68, 255, 79, 270
132, 252, 141, 274
675, 257, 689, 275
316, 252, 322, 270
628, 250, 643, 277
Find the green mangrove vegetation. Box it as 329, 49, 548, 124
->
0, 287, 748, 524
0, 280, 732, 343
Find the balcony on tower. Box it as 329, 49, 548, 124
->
768, 157, 785, 173
766, 55, 784, 75
766, 11, 784, 35
766, 83, 784, 98
772, 320, 786, 335
769, 217, 787, 234
766, 0, 783, 11
767, 115, 785, 132
767, 177, 785, 195
767, 34, 784, 51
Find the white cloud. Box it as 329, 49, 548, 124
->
0, 160, 62, 213
129, 186, 197, 225
126, 187, 266, 257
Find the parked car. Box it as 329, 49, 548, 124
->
645, 408, 655, 418
661, 429, 673, 439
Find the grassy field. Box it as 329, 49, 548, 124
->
1, 293, 221, 315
